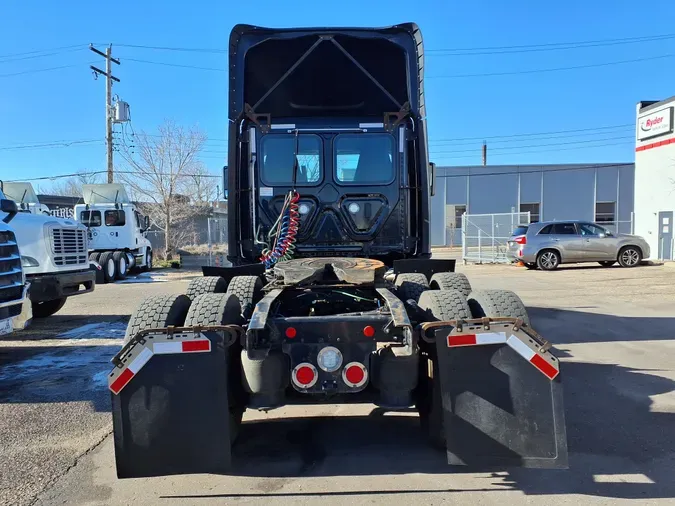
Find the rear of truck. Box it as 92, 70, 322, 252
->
108, 23, 567, 479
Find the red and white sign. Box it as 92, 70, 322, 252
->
637, 106, 673, 141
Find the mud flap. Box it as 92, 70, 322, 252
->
434, 329, 568, 469
111, 331, 232, 478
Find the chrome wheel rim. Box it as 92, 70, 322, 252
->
621, 249, 639, 266
107, 259, 115, 278
119, 256, 127, 274
541, 252, 557, 269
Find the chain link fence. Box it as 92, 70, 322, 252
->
462, 212, 531, 264
206, 217, 229, 267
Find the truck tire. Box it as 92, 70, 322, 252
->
226, 275, 263, 317
395, 273, 429, 303
89, 252, 101, 264
142, 249, 153, 272
184, 293, 246, 443
99, 251, 117, 283
123, 294, 192, 344
429, 272, 471, 296
113, 251, 128, 280
467, 289, 530, 326
32, 297, 67, 318
416, 289, 472, 448
186, 276, 227, 301
618, 246, 642, 268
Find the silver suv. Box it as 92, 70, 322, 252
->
507, 221, 650, 271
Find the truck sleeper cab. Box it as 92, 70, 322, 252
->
74, 184, 153, 283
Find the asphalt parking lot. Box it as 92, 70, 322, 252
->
1, 262, 674, 505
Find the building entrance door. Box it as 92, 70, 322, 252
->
658, 211, 673, 260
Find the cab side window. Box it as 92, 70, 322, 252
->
105, 210, 126, 227
80, 210, 101, 227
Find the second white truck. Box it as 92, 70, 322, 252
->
74, 184, 153, 283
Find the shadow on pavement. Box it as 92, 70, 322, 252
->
529, 307, 675, 344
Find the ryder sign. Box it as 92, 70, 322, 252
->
637, 106, 673, 141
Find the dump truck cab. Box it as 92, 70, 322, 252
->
109, 23, 567, 479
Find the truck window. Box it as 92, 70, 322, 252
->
80, 210, 101, 227
334, 134, 394, 185
105, 210, 126, 227
260, 134, 322, 186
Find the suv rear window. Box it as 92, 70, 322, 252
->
512, 226, 529, 236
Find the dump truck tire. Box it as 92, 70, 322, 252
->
186, 276, 227, 301
395, 273, 429, 303
99, 251, 117, 283
416, 289, 472, 448
185, 292, 246, 443
429, 272, 471, 296
467, 289, 530, 326
123, 294, 192, 344
113, 251, 129, 280
226, 275, 263, 316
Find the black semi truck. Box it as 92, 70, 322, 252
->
108, 23, 567, 478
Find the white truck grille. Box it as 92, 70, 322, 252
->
0, 230, 24, 305
51, 228, 88, 267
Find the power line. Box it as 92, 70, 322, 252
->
430, 125, 634, 145
426, 33, 675, 55
0, 139, 102, 151
0, 44, 86, 60
428, 53, 675, 78
0, 64, 81, 78
433, 140, 633, 160
431, 135, 634, 155
125, 58, 226, 72
0, 47, 85, 64
428, 123, 634, 143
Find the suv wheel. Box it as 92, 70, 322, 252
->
618, 246, 642, 268
537, 250, 560, 271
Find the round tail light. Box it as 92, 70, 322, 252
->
292, 363, 318, 388
342, 362, 368, 388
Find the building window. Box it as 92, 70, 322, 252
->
595, 202, 616, 223
454, 205, 466, 229
520, 203, 540, 223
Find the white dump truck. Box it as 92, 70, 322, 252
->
74, 184, 153, 283
0, 187, 28, 334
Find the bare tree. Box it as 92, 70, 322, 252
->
41, 170, 102, 197
119, 120, 210, 259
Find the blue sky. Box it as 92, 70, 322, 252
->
1, 0, 675, 185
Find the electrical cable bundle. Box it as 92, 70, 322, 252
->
260, 190, 300, 268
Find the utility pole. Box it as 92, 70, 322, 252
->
482, 141, 487, 166
89, 44, 120, 183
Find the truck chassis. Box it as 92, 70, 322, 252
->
108, 257, 567, 478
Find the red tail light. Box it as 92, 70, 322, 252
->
292, 363, 318, 388
515, 236, 527, 245
342, 362, 368, 388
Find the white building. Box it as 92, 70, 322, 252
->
635, 97, 675, 260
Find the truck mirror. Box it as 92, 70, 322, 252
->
222, 165, 228, 192
429, 162, 436, 197
1, 198, 18, 224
